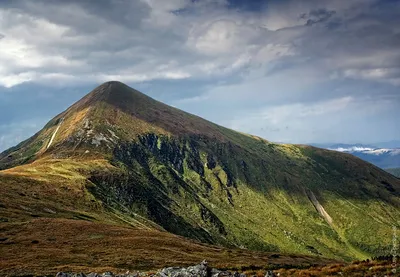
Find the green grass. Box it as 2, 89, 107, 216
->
1, 81, 399, 273
83, 135, 400, 261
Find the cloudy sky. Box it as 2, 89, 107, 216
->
0, 0, 399, 151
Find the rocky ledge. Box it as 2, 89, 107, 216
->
55, 261, 276, 277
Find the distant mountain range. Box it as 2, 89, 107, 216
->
310, 143, 400, 169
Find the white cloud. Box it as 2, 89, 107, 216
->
0, 0, 398, 89
343, 68, 400, 86
188, 19, 256, 55
0, 72, 35, 88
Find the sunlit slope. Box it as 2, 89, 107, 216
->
0, 158, 336, 275
88, 134, 399, 260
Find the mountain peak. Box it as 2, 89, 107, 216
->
93, 80, 132, 96
101, 80, 126, 86
79, 80, 147, 108
74, 81, 230, 141
0, 82, 232, 167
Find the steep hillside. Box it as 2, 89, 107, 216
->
0, 81, 235, 169
1, 81, 399, 271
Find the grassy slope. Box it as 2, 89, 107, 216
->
0, 159, 335, 276
0, 218, 338, 276
2, 133, 398, 262
274, 260, 398, 277
1, 81, 399, 272
99, 133, 399, 261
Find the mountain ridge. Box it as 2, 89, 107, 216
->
309, 143, 400, 169
1, 81, 399, 271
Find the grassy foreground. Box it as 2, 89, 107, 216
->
0, 218, 336, 276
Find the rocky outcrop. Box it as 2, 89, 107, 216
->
54, 261, 276, 277
159, 260, 210, 277
88, 134, 230, 244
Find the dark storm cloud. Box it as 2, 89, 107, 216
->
301, 9, 336, 26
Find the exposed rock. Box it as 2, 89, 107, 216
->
159, 260, 209, 277
265, 271, 275, 277
43, 207, 57, 214
210, 268, 221, 277
55, 273, 87, 277
214, 272, 231, 277
56, 273, 71, 277
54, 261, 278, 277
108, 129, 120, 139
206, 155, 217, 170
92, 133, 111, 147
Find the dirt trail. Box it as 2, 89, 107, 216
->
307, 190, 333, 225
306, 190, 369, 260
46, 118, 63, 149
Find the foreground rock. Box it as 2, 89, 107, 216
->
55, 261, 276, 277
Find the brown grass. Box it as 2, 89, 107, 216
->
274, 260, 397, 276
0, 218, 336, 276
